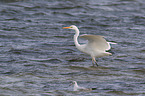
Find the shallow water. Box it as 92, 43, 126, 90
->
0, 0, 145, 96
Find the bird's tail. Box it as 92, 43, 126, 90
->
104, 52, 112, 56
108, 42, 117, 44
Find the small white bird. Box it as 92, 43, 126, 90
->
63, 25, 115, 66
69, 81, 96, 91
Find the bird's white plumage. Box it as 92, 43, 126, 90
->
70, 81, 92, 91
63, 25, 115, 66
80, 34, 111, 51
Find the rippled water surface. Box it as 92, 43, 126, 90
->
0, 0, 145, 95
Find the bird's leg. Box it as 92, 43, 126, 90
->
94, 59, 99, 67
92, 57, 99, 67
92, 58, 95, 66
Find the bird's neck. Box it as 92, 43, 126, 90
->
74, 28, 81, 47
74, 83, 79, 90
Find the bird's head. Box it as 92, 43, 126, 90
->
69, 81, 77, 86
72, 81, 77, 84
63, 25, 78, 30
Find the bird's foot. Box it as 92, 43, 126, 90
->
92, 62, 99, 67
95, 62, 99, 67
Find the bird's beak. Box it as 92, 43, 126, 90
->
63, 27, 71, 29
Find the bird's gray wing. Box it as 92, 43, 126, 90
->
80, 34, 110, 51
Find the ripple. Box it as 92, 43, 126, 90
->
133, 68, 145, 75
106, 90, 140, 95
0, 0, 145, 95
66, 66, 111, 71
32, 12, 46, 16
0, 0, 24, 3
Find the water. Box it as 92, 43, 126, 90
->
0, 0, 145, 95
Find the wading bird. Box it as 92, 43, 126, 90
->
69, 81, 96, 91
63, 25, 115, 66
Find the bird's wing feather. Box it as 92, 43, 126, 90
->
80, 34, 110, 51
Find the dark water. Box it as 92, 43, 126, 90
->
0, 0, 145, 95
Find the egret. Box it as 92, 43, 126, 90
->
63, 25, 115, 66
69, 81, 96, 91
